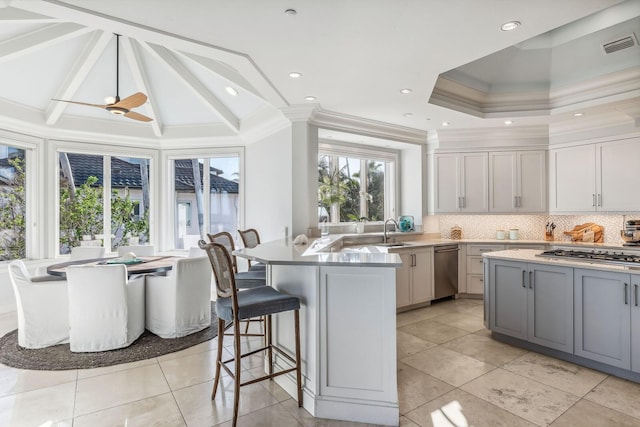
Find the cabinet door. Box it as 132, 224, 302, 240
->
598, 138, 640, 211
434, 154, 460, 213
574, 269, 631, 369
411, 249, 433, 304
461, 152, 488, 212
527, 264, 573, 353
549, 145, 596, 212
632, 275, 640, 373
489, 259, 527, 340
395, 252, 412, 308
489, 152, 517, 212
518, 151, 546, 212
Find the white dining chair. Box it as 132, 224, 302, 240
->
70, 246, 105, 260
66, 264, 145, 352
117, 245, 155, 257
8, 260, 70, 349
145, 256, 212, 338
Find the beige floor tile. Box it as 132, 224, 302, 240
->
0, 381, 76, 427
156, 339, 218, 362
401, 346, 495, 387
584, 375, 640, 419
77, 358, 157, 380
399, 319, 470, 344
280, 397, 382, 426
405, 388, 536, 427
0, 364, 77, 397
397, 362, 454, 414
461, 368, 580, 426
173, 377, 278, 427
396, 305, 453, 328
431, 312, 486, 332
457, 303, 485, 318
399, 415, 420, 426
159, 348, 225, 390
442, 331, 528, 366
74, 363, 171, 417
73, 392, 186, 427
245, 365, 293, 402
502, 352, 607, 396
396, 330, 437, 359
550, 399, 640, 427
215, 402, 301, 426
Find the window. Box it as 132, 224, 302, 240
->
0, 145, 26, 260
318, 142, 396, 224
58, 152, 151, 254
173, 155, 240, 249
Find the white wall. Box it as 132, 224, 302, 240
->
399, 144, 427, 226
244, 126, 293, 242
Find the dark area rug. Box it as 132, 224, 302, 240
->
0, 302, 219, 371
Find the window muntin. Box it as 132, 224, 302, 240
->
0, 145, 26, 260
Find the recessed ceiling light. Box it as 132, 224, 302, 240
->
504, 120, 513, 125
403, 113, 413, 117
289, 72, 302, 78
225, 87, 238, 96
305, 96, 316, 101
400, 88, 412, 94
442, 121, 450, 126
285, 8, 297, 16
573, 112, 584, 117
500, 21, 521, 31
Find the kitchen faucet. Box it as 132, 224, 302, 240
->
383, 218, 398, 243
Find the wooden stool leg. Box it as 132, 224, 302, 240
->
233, 317, 242, 425
212, 318, 225, 400
267, 314, 273, 375
294, 309, 302, 406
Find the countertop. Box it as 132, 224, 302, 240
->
483, 249, 640, 274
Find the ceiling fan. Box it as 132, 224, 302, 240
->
52, 34, 153, 122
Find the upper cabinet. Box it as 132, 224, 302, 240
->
434, 152, 488, 213
489, 151, 546, 213
549, 137, 640, 212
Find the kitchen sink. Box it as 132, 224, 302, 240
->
376, 242, 411, 248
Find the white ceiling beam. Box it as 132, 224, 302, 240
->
45, 30, 112, 125
141, 42, 240, 133
122, 38, 162, 137
0, 6, 57, 21
0, 22, 91, 63
180, 52, 261, 99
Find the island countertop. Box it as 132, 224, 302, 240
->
233, 236, 402, 267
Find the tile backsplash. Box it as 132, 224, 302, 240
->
437, 213, 640, 244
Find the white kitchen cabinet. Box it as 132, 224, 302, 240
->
395, 246, 433, 311
489, 259, 573, 353
550, 137, 640, 212
632, 275, 640, 373
489, 151, 546, 213
434, 152, 488, 213
574, 268, 633, 369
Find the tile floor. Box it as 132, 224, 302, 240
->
1, 298, 640, 426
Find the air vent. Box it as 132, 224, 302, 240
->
601, 33, 638, 54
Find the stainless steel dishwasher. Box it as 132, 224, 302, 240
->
433, 244, 459, 299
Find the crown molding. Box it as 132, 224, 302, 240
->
433, 125, 549, 151
309, 108, 427, 145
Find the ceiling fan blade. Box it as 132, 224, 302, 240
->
115, 92, 147, 109
124, 111, 153, 122
52, 98, 107, 109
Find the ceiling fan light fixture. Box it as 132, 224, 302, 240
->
104, 95, 117, 104
289, 71, 302, 78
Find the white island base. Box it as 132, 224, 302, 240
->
263, 263, 399, 425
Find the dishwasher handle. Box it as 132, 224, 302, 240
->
434, 246, 460, 253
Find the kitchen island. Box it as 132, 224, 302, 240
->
484, 248, 640, 383
234, 236, 403, 425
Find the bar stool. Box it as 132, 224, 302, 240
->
238, 228, 266, 271
198, 240, 302, 426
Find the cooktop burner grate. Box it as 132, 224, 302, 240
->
537, 249, 640, 266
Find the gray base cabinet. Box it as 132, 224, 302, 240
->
575, 269, 639, 371
489, 259, 573, 353
395, 247, 433, 310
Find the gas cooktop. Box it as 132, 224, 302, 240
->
537, 249, 640, 267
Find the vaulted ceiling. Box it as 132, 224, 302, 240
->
0, 0, 638, 144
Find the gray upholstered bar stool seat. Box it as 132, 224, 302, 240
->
199, 240, 302, 426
